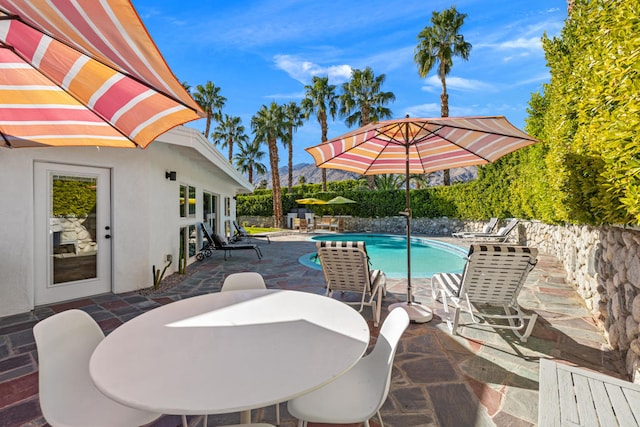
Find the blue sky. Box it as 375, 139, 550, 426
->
134, 0, 567, 167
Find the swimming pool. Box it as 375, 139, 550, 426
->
299, 234, 468, 278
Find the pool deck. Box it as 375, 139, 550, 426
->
0, 232, 626, 427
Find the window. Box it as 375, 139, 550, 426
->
188, 186, 196, 217
179, 185, 186, 217
180, 185, 197, 218
224, 196, 231, 216
203, 191, 218, 234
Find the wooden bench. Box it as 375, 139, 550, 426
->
538, 358, 640, 426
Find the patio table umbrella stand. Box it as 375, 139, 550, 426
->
306, 116, 537, 323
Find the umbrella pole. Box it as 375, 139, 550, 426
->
388, 141, 432, 323
405, 159, 412, 304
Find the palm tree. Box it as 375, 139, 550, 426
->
414, 6, 471, 185
212, 114, 248, 162
234, 139, 267, 184
410, 173, 432, 189
374, 174, 404, 191
283, 102, 304, 192
193, 81, 226, 139
251, 102, 287, 228
301, 76, 339, 192
340, 67, 395, 188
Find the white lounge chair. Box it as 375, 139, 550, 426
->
452, 217, 498, 238
316, 241, 386, 327
431, 244, 539, 342
455, 218, 519, 243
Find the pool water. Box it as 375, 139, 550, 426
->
300, 234, 468, 278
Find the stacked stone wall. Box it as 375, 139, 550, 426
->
520, 221, 640, 377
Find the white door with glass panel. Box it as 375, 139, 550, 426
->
34, 163, 112, 305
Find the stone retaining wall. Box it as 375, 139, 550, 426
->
240, 215, 640, 377
518, 221, 640, 378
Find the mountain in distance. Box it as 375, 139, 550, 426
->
255, 163, 477, 188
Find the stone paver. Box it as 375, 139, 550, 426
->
0, 233, 626, 427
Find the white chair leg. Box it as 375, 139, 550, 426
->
275, 403, 280, 425
373, 285, 382, 327
377, 410, 385, 427
182, 415, 188, 426
452, 307, 461, 335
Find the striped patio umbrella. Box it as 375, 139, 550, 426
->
0, 1, 203, 148
306, 115, 537, 322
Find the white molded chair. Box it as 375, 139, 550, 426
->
431, 244, 539, 342
220, 272, 280, 425
222, 271, 267, 291
33, 309, 161, 427
316, 241, 387, 327
287, 308, 410, 427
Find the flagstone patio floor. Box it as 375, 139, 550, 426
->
0, 233, 626, 427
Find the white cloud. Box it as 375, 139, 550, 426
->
273, 55, 352, 84
420, 75, 495, 93
497, 37, 543, 51
262, 90, 306, 100
403, 103, 440, 118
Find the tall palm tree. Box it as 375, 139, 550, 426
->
301, 76, 339, 192
340, 67, 395, 188
212, 114, 248, 162
251, 102, 287, 228
282, 102, 304, 192
414, 6, 471, 185
193, 81, 226, 140
234, 139, 267, 184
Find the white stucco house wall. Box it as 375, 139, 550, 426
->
0, 125, 253, 318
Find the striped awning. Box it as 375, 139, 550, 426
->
306, 116, 537, 175
0, 0, 203, 148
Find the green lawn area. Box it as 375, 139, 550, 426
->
245, 226, 281, 234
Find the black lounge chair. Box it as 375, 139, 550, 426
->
200, 223, 262, 261
232, 220, 271, 243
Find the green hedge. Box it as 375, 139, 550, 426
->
239, 183, 491, 220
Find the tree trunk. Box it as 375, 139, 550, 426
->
440, 72, 450, 185
268, 138, 283, 228
288, 130, 293, 192
227, 137, 233, 163
440, 93, 449, 117
367, 175, 375, 189
322, 169, 327, 192
203, 116, 211, 140
320, 116, 328, 192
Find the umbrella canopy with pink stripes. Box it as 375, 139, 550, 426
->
0, 1, 203, 148
305, 116, 537, 176
306, 115, 537, 322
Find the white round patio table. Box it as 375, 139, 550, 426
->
89, 289, 370, 418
